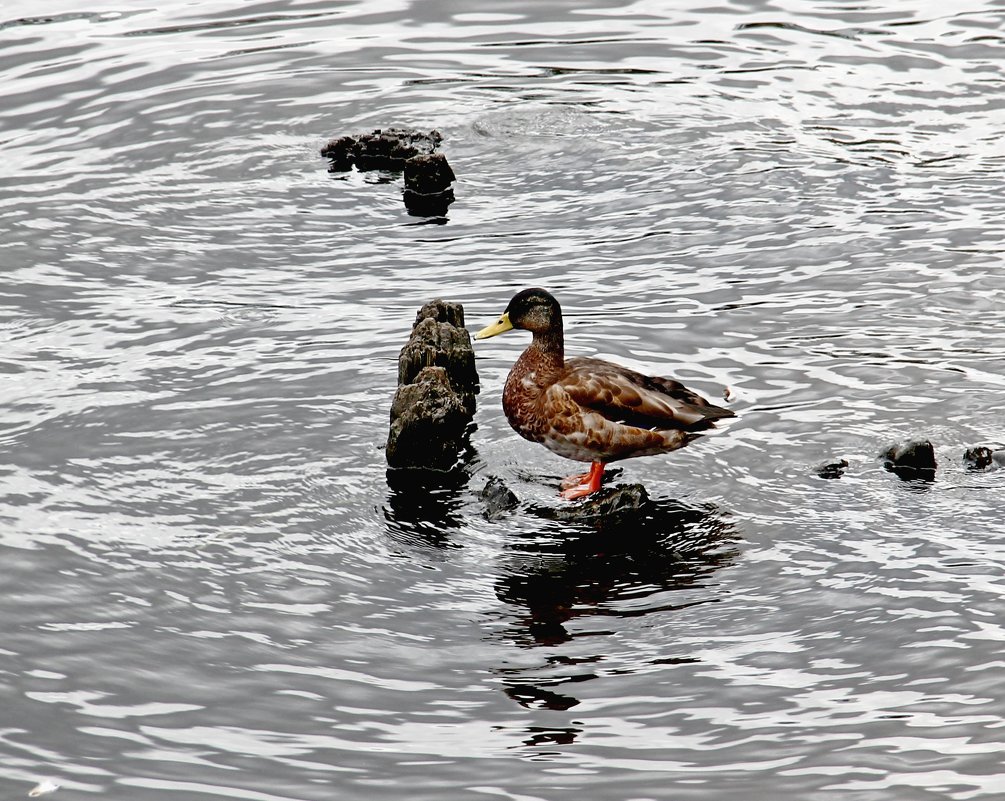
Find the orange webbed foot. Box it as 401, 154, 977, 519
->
560, 472, 592, 491
558, 461, 605, 501
560, 483, 599, 500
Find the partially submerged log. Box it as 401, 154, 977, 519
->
386, 300, 477, 470
882, 439, 936, 480
321, 127, 456, 217
403, 152, 455, 216
321, 128, 443, 172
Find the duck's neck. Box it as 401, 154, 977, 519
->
521, 327, 565, 379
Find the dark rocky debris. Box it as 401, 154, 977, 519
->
963, 446, 1005, 471
815, 458, 849, 480
386, 300, 477, 470
481, 476, 520, 521
321, 127, 443, 171
964, 446, 994, 471
532, 483, 652, 522
321, 127, 455, 216
882, 439, 936, 481
404, 152, 455, 194
319, 135, 358, 171
403, 152, 456, 216
474, 472, 654, 523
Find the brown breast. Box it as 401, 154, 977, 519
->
501, 341, 562, 444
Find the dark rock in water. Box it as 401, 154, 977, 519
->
882, 439, 936, 480
815, 458, 849, 480
883, 439, 936, 470
386, 366, 469, 470
319, 135, 357, 171
964, 446, 994, 471
533, 484, 651, 522
321, 127, 443, 172
963, 446, 1005, 471
386, 299, 477, 470
404, 153, 455, 194
403, 187, 455, 217
481, 476, 520, 521
403, 153, 456, 216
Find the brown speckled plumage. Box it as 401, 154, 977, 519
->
476, 289, 734, 496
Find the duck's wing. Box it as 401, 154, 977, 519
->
559, 357, 735, 431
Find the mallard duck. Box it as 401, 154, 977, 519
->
475, 288, 735, 500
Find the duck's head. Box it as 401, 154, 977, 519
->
475, 288, 562, 339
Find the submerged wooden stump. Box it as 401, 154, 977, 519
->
321, 128, 444, 172
882, 439, 936, 481
386, 300, 477, 470
321, 127, 456, 217
403, 152, 456, 217
397, 300, 477, 416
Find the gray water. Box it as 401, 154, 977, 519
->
3, 0, 1005, 798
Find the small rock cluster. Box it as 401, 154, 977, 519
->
321, 127, 455, 216
963, 445, 1005, 471
817, 439, 939, 482
386, 300, 477, 470
815, 458, 849, 480
816, 438, 1005, 482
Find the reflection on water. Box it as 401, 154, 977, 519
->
383, 467, 471, 548
495, 496, 737, 713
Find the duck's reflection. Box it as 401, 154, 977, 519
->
493, 494, 738, 715
382, 467, 739, 733
497, 496, 737, 646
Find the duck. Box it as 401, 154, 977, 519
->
475, 288, 735, 500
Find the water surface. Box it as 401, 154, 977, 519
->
3, 0, 1005, 799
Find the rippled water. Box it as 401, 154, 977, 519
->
3, 0, 1005, 798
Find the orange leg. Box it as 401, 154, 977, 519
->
559, 461, 606, 500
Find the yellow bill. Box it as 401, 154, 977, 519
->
475, 312, 513, 339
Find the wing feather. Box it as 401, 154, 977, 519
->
559, 357, 734, 431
